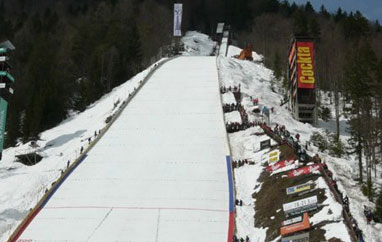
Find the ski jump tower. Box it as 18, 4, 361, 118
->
288, 36, 317, 125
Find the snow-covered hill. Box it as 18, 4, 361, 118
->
217, 44, 381, 241
181, 31, 216, 56
0, 31, 381, 241
0, 61, 165, 240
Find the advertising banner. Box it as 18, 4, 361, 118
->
286, 183, 313, 195
267, 159, 295, 172
280, 213, 310, 236
260, 139, 271, 150
283, 196, 317, 216
268, 152, 280, 163
0, 97, 8, 154
269, 150, 279, 157
296, 41, 315, 89
271, 164, 298, 175
281, 232, 309, 242
287, 164, 321, 178
282, 214, 303, 226
173, 4, 183, 36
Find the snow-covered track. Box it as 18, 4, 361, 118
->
10, 57, 231, 242
8, 57, 175, 242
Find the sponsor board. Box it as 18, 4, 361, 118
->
283, 196, 317, 217
269, 155, 279, 164
286, 183, 313, 195
296, 41, 315, 89
269, 150, 279, 157
267, 159, 295, 172
282, 215, 303, 226
281, 232, 309, 242
280, 213, 310, 236
0, 56, 8, 62
260, 139, 271, 150
271, 164, 297, 175
268, 150, 280, 163
287, 164, 321, 178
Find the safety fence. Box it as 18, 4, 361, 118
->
7, 57, 177, 242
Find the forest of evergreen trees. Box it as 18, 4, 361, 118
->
1, 0, 382, 208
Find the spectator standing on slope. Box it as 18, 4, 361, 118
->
295, 133, 300, 141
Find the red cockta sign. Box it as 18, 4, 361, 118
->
287, 164, 321, 178
266, 159, 295, 173
297, 41, 315, 89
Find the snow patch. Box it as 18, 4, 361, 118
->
181, 31, 216, 56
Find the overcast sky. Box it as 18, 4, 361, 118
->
288, 0, 382, 22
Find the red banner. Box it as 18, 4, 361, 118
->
297, 41, 315, 89
266, 159, 295, 173
280, 213, 310, 236
287, 164, 321, 178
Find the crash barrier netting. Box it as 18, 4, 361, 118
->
7, 57, 177, 242
260, 123, 359, 242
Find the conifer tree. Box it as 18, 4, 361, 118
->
293, 9, 308, 36
344, 42, 377, 183
376, 188, 382, 221
304, 1, 314, 14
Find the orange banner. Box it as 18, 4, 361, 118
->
280, 213, 310, 236
297, 41, 315, 89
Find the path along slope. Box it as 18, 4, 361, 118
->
16, 56, 230, 242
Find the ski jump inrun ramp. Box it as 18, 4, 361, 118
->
14, 57, 234, 242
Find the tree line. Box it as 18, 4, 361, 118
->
1, 0, 174, 145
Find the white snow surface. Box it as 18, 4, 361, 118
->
225, 111, 242, 124
15, 57, 230, 241
0, 60, 160, 241
222, 92, 236, 104
230, 128, 270, 242
323, 222, 352, 242
181, 31, 216, 56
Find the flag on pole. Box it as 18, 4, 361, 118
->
173, 3, 183, 36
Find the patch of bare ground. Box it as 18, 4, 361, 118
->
253, 144, 332, 241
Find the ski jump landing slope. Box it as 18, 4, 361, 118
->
17, 57, 232, 242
